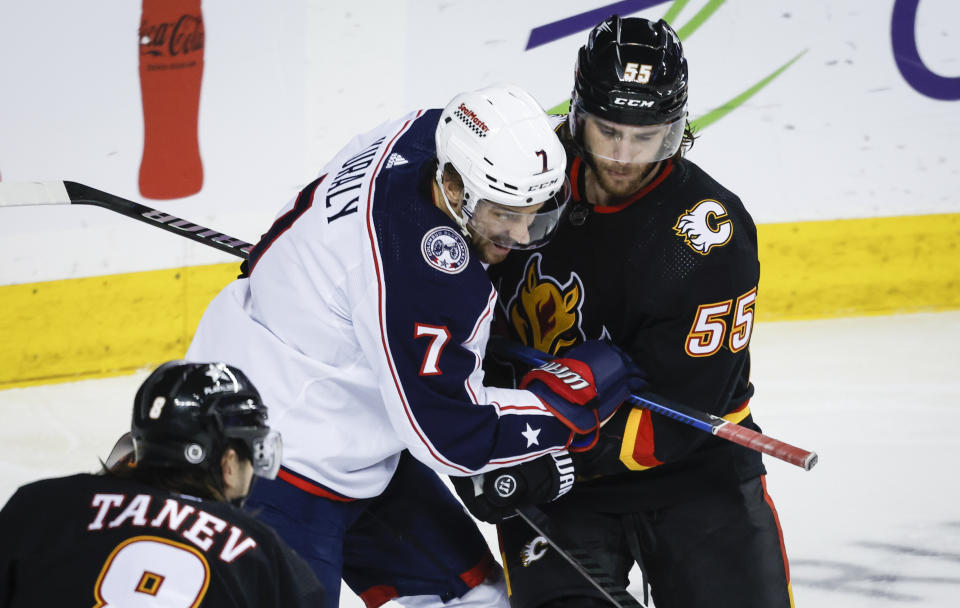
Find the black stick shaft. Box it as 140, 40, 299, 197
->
62, 182, 253, 258
516, 506, 646, 608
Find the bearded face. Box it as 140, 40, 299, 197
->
581, 116, 669, 198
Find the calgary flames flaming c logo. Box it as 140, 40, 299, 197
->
673, 199, 733, 255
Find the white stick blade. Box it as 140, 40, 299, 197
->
0, 181, 71, 207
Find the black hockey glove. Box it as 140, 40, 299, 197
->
521, 340, 647, 440
450, 451, 575, 524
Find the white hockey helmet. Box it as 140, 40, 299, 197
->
435, 83, 570, 250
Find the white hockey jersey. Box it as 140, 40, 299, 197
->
187, 109, 573, 499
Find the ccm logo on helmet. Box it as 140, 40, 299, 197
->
527, 176, 560, 192
614, 97, 654, 108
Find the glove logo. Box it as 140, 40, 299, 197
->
493, 474, 518, 498
534, 361, 589, 390
551, 452, 575, 498
521, 535, 550, 566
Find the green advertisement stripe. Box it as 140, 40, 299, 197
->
661, 0, 692, 26
674, 0, 725, 39
691, 50, 807, 131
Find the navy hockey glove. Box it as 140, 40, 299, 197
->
520, 340, 646, 436
451, 452, 575, 524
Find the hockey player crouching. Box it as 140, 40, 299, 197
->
0, 361, 325, 607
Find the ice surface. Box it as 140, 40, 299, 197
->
2, 312, 958, 606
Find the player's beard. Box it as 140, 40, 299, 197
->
591, 158, 654, 202
470, 230, 514, 265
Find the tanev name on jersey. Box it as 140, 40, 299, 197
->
88, 493, 259, 563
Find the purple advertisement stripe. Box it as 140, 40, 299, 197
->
525, 0, 670, 50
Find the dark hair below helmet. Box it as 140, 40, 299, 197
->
131, 361, 281, 480
572, 16, 688, 126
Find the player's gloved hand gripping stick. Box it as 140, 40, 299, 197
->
451, 451, 650, 608
450, 451, 575, 524
489, 337, 819, 471
453, 341, 641, 522
520, 339, 648, 450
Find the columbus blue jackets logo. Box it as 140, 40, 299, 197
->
421, 226, 469, 274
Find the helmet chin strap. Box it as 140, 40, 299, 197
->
435, 165, 472, 239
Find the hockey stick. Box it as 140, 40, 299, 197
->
0, 180, 817, 471
516, 505, 647, 608
488, 337, 819, 471
0, 181, 254, 257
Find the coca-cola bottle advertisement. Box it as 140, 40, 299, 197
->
138, 0, 204, 199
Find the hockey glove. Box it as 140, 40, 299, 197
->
521, 340, 647, 437
451, 451, 575, 524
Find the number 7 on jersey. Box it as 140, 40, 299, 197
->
415, 324, 451, 375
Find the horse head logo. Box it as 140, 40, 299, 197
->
507, 254, 584, 355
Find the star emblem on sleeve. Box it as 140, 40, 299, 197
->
521, 423, 542, 447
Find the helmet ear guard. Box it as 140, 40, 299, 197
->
214, 398, 282, 480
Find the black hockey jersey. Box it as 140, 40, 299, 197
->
0, 473, 325, 607
489, 152, 767, 510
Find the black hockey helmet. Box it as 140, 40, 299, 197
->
572, 16, 688, 126
569, 16, 688, 163
131, 361, 281, 480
